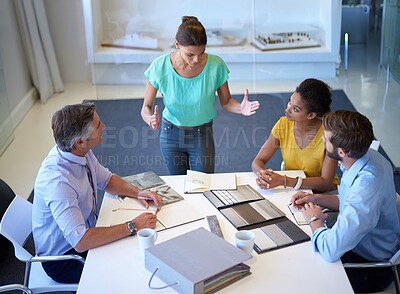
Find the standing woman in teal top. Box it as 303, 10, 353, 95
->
141, 16, 260, 175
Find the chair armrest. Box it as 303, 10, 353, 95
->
342, 261, 392, 269
0, 284, 33, 294
30, 254, 85, 265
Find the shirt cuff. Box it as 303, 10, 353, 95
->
311, 227, 328, 252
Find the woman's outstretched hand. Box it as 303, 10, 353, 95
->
240, 89, 260, 116
149, 105, 160, 130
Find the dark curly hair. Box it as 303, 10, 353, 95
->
295, 78, 332, 118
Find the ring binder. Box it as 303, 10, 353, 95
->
145, 228, 252, 294
148, 266, 180, 290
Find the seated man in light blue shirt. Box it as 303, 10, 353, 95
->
33, 102, 163, 284
291, 110, 400, 293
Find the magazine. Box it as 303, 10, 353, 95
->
122, 171, 183, 205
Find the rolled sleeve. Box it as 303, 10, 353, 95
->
311, 227, 340, 263
45, 180, 89, 248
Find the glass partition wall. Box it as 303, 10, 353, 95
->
381, 0, 400, 84
82, 0, 342, 98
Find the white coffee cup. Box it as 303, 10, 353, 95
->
235, 230, 255, 254
137, 228, 158, 253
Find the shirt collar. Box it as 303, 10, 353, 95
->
56, 145, 88, 166
341, 150, 370, 186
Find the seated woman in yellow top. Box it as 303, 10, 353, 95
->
252, 78, 339, 193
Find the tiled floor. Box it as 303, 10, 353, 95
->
0, 30, 399, 199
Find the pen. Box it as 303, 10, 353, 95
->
137, 196, 154, 201
117, 195, 156, 201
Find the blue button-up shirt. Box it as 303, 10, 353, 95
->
312, 149, 400, 262
33, 146, 112, 256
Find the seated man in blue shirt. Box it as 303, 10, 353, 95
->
291, 110, 400, 293
33, 102, 163, 284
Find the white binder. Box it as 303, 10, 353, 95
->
145, 227, 252, 294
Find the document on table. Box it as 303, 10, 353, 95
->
110, 196, 204, 232
184, 170, 237, 193
288, 203, 308, 226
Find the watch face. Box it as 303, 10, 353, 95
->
127, 221, 137, 235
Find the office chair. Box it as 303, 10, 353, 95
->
0, 195, 85, 293
0, 178, 15, 255
342, 193, 400, 294
0, 284, 32, 294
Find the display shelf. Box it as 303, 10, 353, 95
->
83, 0, 342, 84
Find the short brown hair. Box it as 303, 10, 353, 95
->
52, 102, 96, 152
323, 110, 374, 159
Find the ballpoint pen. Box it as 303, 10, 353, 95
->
137, 196, 154, 201
117, 195, 156, 201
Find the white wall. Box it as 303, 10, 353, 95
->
0, 0, 90, 147
0, 0, 32, 111
44, 0, 91, 83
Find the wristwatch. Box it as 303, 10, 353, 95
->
308, 216, 319, 224
126, 221, 137, 236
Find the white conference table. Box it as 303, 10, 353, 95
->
77, 171, 353, 294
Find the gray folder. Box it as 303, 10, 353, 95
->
145, 227, 252, 294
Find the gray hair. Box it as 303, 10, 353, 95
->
51, 102, 96, 152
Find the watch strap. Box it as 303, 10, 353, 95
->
308, 216, 319, 224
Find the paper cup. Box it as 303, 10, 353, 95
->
235, 230, 255, 254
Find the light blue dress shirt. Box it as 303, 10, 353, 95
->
145, 53, 230, 126
33, 146, 112, 256
312, 149, 400, 262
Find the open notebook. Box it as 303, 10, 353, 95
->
110, 196, 204, 232
184, 170, 236, 193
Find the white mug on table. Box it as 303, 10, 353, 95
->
138, 228, 158, 253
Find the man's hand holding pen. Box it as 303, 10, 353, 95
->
137, 190, 163, 211
290, 191, 327, 225
290, 191, 312, 209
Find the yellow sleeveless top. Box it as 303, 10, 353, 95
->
271, 117, 339, 185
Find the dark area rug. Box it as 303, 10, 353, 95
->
89, 90, 399, 192
90, 90, 396, 173
1, 90, 398, 290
